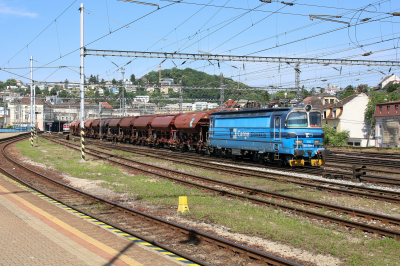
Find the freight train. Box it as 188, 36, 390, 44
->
70, 105, 329, 167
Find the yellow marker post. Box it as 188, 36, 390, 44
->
178, 196, 189, 213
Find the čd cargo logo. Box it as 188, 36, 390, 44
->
230, 128, 267, 139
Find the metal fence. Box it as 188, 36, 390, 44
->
0, 127, 31, 133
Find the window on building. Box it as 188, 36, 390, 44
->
380, 106, 382, 114
354, 142, 361, 146
396, 105, 398, 113
322, 111, 326, 119
388, 106, 390, 113
332, 109, 337, 118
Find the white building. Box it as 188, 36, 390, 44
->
192, 102, 208, 111
374, 74, 400, 91
134, 95, 150, 103
126, 86, 137, 93
323, 93, 371, 146
146, 87, 155, 93
96, 87, 104, 96
207, 103, 219, 109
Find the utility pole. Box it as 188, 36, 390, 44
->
294, 62, 302, 104
99, 102, 102, 140
220, 73, 224, 110
179, 79, 182, 113
79, 3, 85, 161
30, 56, 33, 146
119, 67, 125, 116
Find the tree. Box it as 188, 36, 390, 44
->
301, 86, 310, 99
357, 84, 368, 94
59, 90, 70, 98
274, 91, 296, 99
5, 79, 17, 87
319, 87, 324, 94
35, 86, 41, 95
262, 91, 271, 103
130, 74, 135, 83
387, 82, 400, 93
112, 78, 117, 85
322, 125, 350, 146
64, 79, 69, 90
309, 87, 316, 96
50, 86, 58, 96
337, 85, 355, 99
88, 74, 98, 84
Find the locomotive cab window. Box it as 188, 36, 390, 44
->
286, 112, 308, 127
309, 112, 322, 127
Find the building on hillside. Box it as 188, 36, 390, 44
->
121, 79, 133, 85
323, 93, 370, 146
146, 87, 155, 93
126, 86, 137, 93
303, 93, 339, 114
373, 100, 400, 147
46, 96, 63, 105
374, 73, 400, 91
134, 96, 150, 103
96, 87, 104, 96
6, 86, 18, 90
109, 87, 119, 95
160, 87, 169, 94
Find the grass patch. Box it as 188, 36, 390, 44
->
15, 138, 400, 265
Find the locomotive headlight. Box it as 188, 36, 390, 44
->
295, 140, 303, 144
314, 140, 320, 144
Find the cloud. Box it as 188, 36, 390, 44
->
0, 3, 38, 18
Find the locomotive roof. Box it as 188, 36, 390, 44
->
212, 107, 291, 116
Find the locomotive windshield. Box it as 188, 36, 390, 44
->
286, 111, 322, 127
309, 112, 322, 127
286, 112, 308, 127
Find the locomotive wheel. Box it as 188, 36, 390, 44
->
232, 154, 237, 161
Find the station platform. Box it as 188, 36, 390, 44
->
0, 174, 189, 266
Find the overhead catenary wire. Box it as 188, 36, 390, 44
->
1, 0, 77, 67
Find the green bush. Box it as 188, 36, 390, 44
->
322, 125, 349, 146
6, 125, 13, 129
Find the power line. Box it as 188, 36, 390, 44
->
1, 0, 77, 67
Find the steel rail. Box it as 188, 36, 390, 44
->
49, 137, 400, 240
81, 139, 400, 204
2, 136, 299, 266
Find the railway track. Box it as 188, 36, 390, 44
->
70, 137, 400, 204
45, 136, 400, 241
328, 153, 400, 169
1, 136, 302, 266
83, 138, 400, 187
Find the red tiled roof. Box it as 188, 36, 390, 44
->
102, 102, 113, 109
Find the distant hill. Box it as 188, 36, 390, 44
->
143, 67, 264, 102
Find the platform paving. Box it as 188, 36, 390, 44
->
0, 174, 185, 266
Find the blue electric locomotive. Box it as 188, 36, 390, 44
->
207, 105, 329, 167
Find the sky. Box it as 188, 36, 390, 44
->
0, 0, 399, 91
